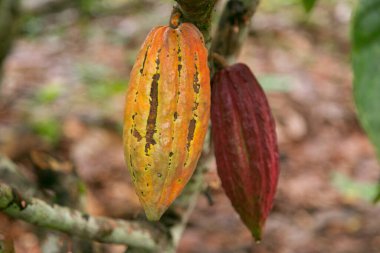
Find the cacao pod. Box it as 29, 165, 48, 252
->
211, 63, 279, 241
123, 22, 210, 221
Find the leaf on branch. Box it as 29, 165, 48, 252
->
375, 183, 380, 202
352, 0, 380, 203
302, 0, 318, 13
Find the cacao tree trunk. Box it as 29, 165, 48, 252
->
0, 0, 20, 86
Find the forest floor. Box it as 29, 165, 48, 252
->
1, 0, 379, 252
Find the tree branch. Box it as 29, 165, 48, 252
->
0, 182, 169, 251
211, 0, 260, 65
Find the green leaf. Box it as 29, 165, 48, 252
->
88, 79, 125, 99
31, 119, 61, 145
331, 172, 377, 202
352, 0, 380, 203
35, 82, 62, 104
352, 0, 380, 50
258, 74, 294, 92
375, 184, 380, 202
302, 0, 318, 12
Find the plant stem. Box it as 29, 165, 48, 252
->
0, 182, 168, 251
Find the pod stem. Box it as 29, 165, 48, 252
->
212, 53, 229, 71
169, 7, 182, 29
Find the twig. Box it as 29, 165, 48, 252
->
212, 52, 229, 69
0, 182, 168, 251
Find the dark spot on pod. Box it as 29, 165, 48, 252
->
140, 46, 150, 74
186, 118, 196, 151
174, 112, 178, 120
169, 152, 174, 157
134, 91, 138, 102
157, 173, 162, 178
192, 102, 199, 112
145, 71, 160, 154
133, 129, 142, 141
193, 65, 200, 94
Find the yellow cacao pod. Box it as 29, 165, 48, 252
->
123, 23, 210, 221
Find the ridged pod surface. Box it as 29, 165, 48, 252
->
123, 23, 210, 221
211, 63, 279, 241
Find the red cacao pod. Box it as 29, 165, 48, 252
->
123, 23, 210, 221
211, 63, 279, 241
